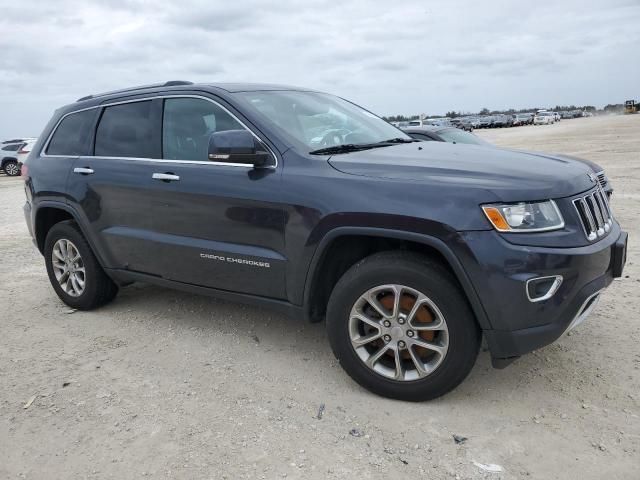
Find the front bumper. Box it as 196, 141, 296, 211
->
454, 225, 627, 364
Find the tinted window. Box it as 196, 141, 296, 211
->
162, 98, 244, 161
95, 101, 158, 158
47, 109, 96, 156
2, 143, 22, 152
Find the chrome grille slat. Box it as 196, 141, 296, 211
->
595, 171, 607, 190
573, 186, 612, 242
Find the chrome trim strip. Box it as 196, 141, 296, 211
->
573, 186, 613, 242
525, 275, 563, 303
564, 290, 602, 334
40, 94, 279, 170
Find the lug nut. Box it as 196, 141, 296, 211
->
407, 330, 415, 338
383, 320, 391, 328
397, 317, 405, 325
383, 335, 391, 342
398, 341, 406, 348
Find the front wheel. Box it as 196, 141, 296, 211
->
326, 252, 481, 401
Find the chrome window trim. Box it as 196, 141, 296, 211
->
40, 94, 279, 170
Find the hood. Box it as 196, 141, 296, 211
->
327, 142, 597, 201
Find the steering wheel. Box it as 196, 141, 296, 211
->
319, 128, 352, 147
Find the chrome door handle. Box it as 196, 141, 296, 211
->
152, 173, 180, 182
73, 167, 94, 175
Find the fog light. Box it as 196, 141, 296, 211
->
526, 275, 563, 302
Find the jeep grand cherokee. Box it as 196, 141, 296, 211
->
22, 81, 628, 400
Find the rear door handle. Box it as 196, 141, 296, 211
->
73, 167, 94, 175
152, 172, 180, 182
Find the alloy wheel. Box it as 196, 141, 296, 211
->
51, 239, 86, 297
348, 284, 449, 381
4, 163, 19, 176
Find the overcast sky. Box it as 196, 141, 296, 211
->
1, 0, 639, 138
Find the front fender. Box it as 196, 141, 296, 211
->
300, 225, 491, 330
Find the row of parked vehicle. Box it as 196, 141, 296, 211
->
1, 137, 37, 176
394, 109, 593, 131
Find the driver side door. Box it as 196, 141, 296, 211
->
149, 95, 287, 299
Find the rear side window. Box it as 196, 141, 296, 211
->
95, 101, 158, 158
2, 143, 22, 152
47, 109, 96, 156
162, 98, 244, 161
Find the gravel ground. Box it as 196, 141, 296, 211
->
1, 114, 638, 479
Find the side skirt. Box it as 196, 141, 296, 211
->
106, 268, 304, 320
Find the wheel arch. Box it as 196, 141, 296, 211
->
34, 202, 108, 269
1, 156, 18, 169
303, 227, 491, 330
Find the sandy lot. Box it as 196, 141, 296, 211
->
1, 115, 638, 479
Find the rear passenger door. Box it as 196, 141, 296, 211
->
66, 98, 165, 275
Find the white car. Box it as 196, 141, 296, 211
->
15, 139, 37, 175
533, 112, 555, 125
552, 111, 561, 121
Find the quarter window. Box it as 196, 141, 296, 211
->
47, 109, 97, 156
2, 143, 23, 152
95, 101, 158, 158
162, 98, 244, 161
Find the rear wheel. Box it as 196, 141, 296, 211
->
326, 251, 481, 401
3, 160, 19, 176
44, 221, 118, 310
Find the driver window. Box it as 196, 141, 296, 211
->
162, 98, 244, 161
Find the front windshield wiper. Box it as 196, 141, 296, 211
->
309, 143, 394, 155
377, 137, 417, 144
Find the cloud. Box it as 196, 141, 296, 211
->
0, 0, 639, 138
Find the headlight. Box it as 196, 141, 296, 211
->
482, 200, 564, 232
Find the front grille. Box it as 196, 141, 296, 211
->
573, 187, 613, 241
595, 171, 607, 190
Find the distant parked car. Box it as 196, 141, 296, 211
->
477, 116, 492, 128
15, 139, 37, 173
512, 114, 531, 126
560, 111, 573, 119
491, 115, 509, 128
402, 126, 490, 146
450, 118, 473, 131
1, 141, 25, 176
534, 112, 555, 125
552, 112, 561, 122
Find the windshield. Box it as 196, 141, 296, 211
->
436, 128, 489, 146
234, 90, 410, 152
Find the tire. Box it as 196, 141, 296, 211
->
326, 251, 481, 401
3, 160, 20, 176
44, 220, 118, 310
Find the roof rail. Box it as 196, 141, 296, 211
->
76, 80, 194, 102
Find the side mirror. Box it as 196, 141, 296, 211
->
208, 130, 272, 167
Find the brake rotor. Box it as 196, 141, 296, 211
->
379, 293, 435, 359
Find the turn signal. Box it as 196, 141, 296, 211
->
482, 206, 510, 231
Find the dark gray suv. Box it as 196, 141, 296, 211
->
22, 81, 627, 400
